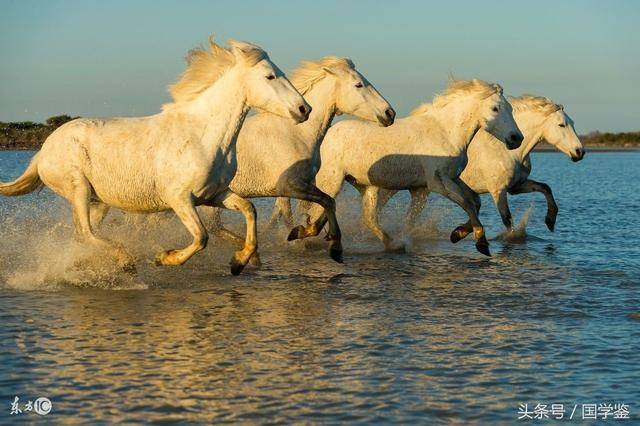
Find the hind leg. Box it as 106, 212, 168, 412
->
69, 178, 134, 269
362, 186, 404, 251
406, 188, 429, 229
89, 201, 110, 229
268, 197, 294, 229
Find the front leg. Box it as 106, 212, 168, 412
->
156, 196, 208, 267
490, 189, 513, 231
209, 190, 258, 275
286, 183, 343, 263
510, 179, 558, 232
438, 175, 490, 256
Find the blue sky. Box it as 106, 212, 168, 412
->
1, 0, 638, 132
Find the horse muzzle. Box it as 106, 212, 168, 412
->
377, 108, 395, 127
571, 148, 585, 162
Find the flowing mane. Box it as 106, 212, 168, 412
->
509, 95, 563, 116
290, 56, 355, 94
410, 79, 503, 116
163, 37, 266, 110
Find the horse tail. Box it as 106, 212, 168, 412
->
0, 153, 43, 196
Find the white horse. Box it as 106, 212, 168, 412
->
292, 79, 524, 256
369, 95, 584, 239
204, 57, 394, 263
0, 38, 310, 275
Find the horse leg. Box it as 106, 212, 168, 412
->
362, 186, 403, 251
268, 197, 294, 228
439, 175, 490, 256
201, 206, 261, 267
155, 198, 208, 267
209, 190, 258, 275
406, 188, 429, 229
69, 178, 134, 270
286, 184, 343, 263
510, 179, 558, 232
89, 201, 110, 230
490, 189, 513, 231
450, 183, 481, 243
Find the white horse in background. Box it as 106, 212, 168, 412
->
369, 95, 584, 239
204, 57, 394, 263
293, 79, 524, 256
0, 38, 310, 275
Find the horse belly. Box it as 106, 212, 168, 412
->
89, 170, 166, 212
365, 156, 426, 189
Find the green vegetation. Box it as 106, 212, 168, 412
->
0, 115, 638, 150
0, 115, 77, 150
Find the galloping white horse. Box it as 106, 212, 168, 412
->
0, 38, 310, 275
292, 79, 523, 256
204, 57, 394, 263
369, 95, 584, 239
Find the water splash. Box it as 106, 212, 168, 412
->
492, 205, 533, 243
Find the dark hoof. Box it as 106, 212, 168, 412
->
329, 247, 344, 264
545, 215, 556, 232
450, 226, 469, 244
287, 225, 305, 241
475, 241, 491, 257
230, 260, 245, 276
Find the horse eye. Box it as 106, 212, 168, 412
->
492, 106, 499, 112
559, 123, 566, 128
355, 82, 363, 88
266, 75, 276, 80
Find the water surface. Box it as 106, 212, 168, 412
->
1, 151, 638, 424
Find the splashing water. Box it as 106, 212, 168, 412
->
492, 205, 533, 243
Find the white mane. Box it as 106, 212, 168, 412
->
410, 79, 503, 116
163, 37, 266, 110
290, 56, 355, 94
509, 95, 563, 116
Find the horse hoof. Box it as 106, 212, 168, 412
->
229, 257, 246, 276
450, 226, 469, 244
545, 216, 556, 232
329, 247, 344, 264
475, 242, 491, 257
155, 250, 179, 266
287, 225, 305, 241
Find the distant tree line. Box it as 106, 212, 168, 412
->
0, 115, 639, 150
0, 115, 78, 150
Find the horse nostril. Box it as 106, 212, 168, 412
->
511, 133, 523, 144
298, 105, 307, 116
385, 108, 395, 120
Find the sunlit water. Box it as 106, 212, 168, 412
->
1, 150, 638, 424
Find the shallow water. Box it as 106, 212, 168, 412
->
0, 150, 638, 424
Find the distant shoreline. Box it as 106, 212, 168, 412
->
2, 115, 639, 152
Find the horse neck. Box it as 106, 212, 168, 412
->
429, 99, 481, 153
511, 111, 546, 160
296, 79, 337, 152
182, 69, 249, 159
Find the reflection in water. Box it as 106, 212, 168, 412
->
1, 151, 639, 423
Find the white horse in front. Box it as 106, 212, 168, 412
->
205, 57, 394, 263
372, 95, 584, 239
0, 38, 310, 275
294, 79, 523, 256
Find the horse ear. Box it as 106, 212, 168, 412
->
493, 84, 503, 95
